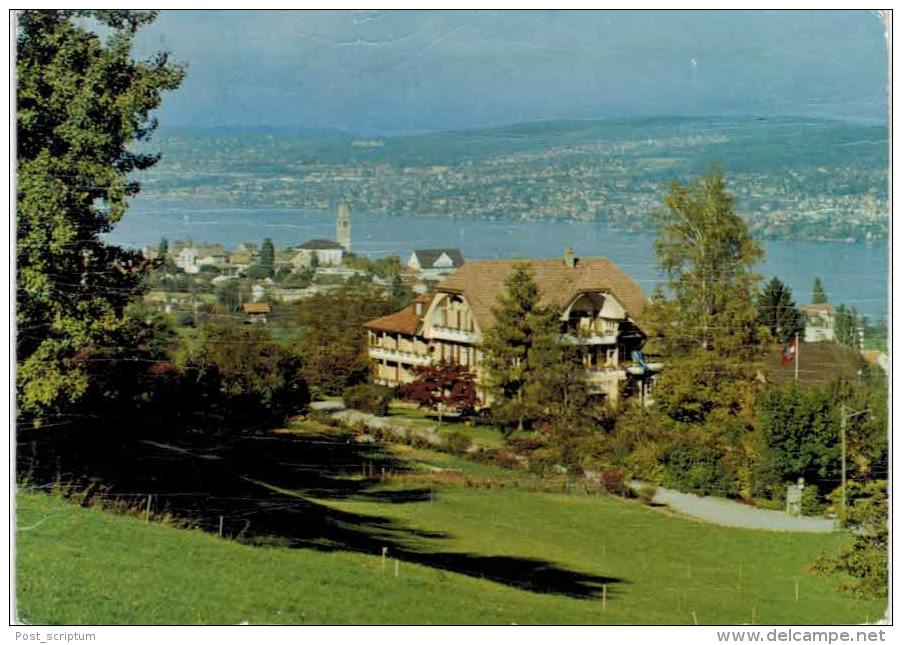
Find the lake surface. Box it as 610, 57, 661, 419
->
108, 199, 889, 320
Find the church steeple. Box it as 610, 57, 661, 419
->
336, 201, 351, 251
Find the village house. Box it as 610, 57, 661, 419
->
406, 248, 465, 278
290, 238, 345, 268
241, 302, 271, 324
802, 302, 836, 342
364, 250, 654, 405
175, 246, 199, 274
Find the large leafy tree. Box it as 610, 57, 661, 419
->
643, 170, 766, 497
297, 289, 397, 395
756, 276, 805, 343
16, 10, 184, 422
649, 168, 763, 355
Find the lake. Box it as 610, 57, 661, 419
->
107, 199, 889, 320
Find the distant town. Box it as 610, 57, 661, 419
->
140, 116, 889, 243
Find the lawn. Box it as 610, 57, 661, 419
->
15, 425, 885, 625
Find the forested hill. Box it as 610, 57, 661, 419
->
140, 116, 889, 241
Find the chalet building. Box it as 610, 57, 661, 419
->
364, 250, 652, 404
407, 249, 465, 278
802, 302, 836, 342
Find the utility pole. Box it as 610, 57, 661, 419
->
794, 333, 800, 382
839, 404, 871, 527
840, 403, 847, 526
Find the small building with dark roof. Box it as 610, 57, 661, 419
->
407, 249, 465, 278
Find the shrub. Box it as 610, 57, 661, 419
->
443, 430, 472, 456
600, 467, 629, 496
508, 435, 546, 454
638, 482, 657, 505
801, 483, 824, 516
527, 447, 561, 476
342, 384, 392, 416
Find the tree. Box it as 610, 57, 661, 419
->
157, 238, 169, 260
649, 168, 763, 355
813, 481, 887, 599
297, 289, 397, 395
402, 361, 479, 425
812, 277, 828, 304
642, 170, 766, 498
16, 10, 184, 423
259, 238, 275, 278
756, 276, 805, 343
481, 263, 546, 432
835, 304, 861, 349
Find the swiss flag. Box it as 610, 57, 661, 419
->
781, 336, 798, 366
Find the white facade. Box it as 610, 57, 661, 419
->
175, 247, 199, 274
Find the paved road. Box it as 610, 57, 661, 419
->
309, 403, 838, 533
630, 482, 838, 533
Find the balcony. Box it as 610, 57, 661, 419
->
430, 325, 478, 344
369, 346, 434, 367
560, 332, 617, 346
586, 368, 627, 384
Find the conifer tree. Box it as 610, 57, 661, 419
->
756, 276, 805, 343
481, 263, 540, 433
260, 238, 275, 277
812, 277, 828, 304
481, 263, 588, 435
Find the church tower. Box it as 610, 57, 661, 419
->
336, 201, 351, 251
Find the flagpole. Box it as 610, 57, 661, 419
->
794, 333, 799, 382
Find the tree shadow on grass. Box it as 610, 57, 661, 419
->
19, 426, 624, 600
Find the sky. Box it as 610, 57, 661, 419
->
134, 10, 889, 135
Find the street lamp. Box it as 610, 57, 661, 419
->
839, 403, 870, 528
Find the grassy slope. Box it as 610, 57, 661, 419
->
16, 480, 884, 625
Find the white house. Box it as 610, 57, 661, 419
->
290, 238, 345, 268
407, 249, 465, 279
175, 247, 199, 274
802, 302, 836, 342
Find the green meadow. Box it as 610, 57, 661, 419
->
15, 424, 884, 625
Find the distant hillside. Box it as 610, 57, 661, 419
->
140, 116, 889, 241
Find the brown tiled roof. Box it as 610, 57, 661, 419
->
241, 302, 271, 314
763, 341, 863, 386
363, 294, 433, 335
434, 257, 648, 331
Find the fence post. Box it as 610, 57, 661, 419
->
145, 495, 152, 523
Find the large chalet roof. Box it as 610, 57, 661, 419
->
298, 238, 343, 250
363, 294, 432, 335
435, 257, 648, 331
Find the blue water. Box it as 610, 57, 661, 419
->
107, 199, 889, 320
